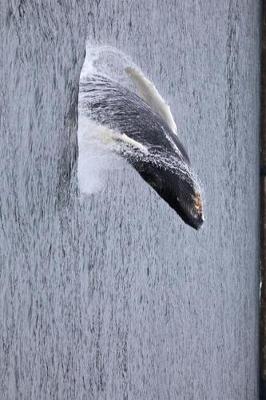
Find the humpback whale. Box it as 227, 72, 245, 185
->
79, 66, 204, 230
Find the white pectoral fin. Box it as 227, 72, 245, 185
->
119, 134, 149, 155
81, 119, 149, 156
125, 66, 177, 135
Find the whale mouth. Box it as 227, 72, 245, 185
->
187, 214, 204, 230
174, 204, 204, 230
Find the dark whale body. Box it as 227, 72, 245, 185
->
79, 74, 204, 229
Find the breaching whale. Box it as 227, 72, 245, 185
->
79, 66, 204, 230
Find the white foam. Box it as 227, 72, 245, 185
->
80, 43, 135, 84
77, 116, 124, 194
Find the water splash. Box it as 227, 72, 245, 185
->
78, 44, 140, 195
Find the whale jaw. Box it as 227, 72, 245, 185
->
132, 159, 204, 230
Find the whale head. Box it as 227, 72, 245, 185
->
135, 159, 204, 230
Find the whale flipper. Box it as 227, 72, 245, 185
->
125, 67, 177, 135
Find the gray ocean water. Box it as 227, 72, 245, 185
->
0, 1, 261, 399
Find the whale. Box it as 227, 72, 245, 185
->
79, 67, 204, 230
